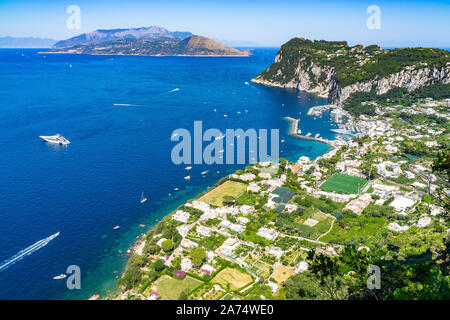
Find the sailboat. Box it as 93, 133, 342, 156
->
140, 192, 148, 203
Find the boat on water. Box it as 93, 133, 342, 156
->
184, 175, 191, 180
315, 133, 320, 138
39, 133, 70, 145
53, 274, 67, 280
113, 226, 120, 230
306, 132, 312, 137
140, 192, 147, 203
185, 166, 192, 171
201, 171, 208, 175
330, 128, 353, 135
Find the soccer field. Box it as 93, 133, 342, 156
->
319, 173, 367, 194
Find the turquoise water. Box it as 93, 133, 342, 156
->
0, 48, 333, 299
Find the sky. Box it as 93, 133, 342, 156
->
0, 0, 449, 47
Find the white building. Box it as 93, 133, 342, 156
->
196, 226, 212, 237
386, 222, 410, 233
257, 227, 279, 241
172, 210, 190, 223
389, 196, 416, 213
240, 205, 255, 215
181, 258, 192, 271
295, 261, 309, 274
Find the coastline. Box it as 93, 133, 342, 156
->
38, 51, 251, 57
251, 77, 329, 98
107, 115, 338, 300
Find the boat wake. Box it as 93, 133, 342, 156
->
244, 81, 256, 89
160, 88, 180, 95
0, 232, 60, 273
113, 103, 141, 107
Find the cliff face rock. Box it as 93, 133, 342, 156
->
252, 38, 450, 105
328, 66, 450, 105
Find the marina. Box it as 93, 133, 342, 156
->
284, 117, 336, 148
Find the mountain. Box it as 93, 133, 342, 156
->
0, 37, 56, 48
48, 35, 251, 57
252, 38, 450, 105
53, 26, 193, 48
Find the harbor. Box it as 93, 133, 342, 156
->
284, 117, 336, 148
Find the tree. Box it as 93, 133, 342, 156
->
153, 259, 165, 272
179, 289, 190, 300
190, 246, 206, 268
147, 244, 160, 255
161, 239, 174, 252
222, 196, 235, 206
433, 149, 450, 180
432, 149, 450, 219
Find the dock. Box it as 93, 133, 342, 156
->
284, 117, 335, 148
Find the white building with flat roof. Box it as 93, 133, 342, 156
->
257, 227, 279, 241
172, 210, 190, 223
389, 196, 416, 213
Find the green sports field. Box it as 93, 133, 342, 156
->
319, 173, 367, 194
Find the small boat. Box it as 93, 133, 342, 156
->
306, 132, 311, 137
184, 175, 191, 180
53, 274, 67, 280
39, 133, 70, 145
139, 224, 145, 228
140, 192, 147, 203
174, 188, 179, 191
185, 166, 192, 171
201, 171, 208, 175
113, 226, 120, 230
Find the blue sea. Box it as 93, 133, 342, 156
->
0, 48, 334, 299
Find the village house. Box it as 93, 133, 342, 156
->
196, 225, 212, 237
172, 210, 190, 223
181, 257, 192, 271
257, 227, 279, 241
343, 193, 372, 215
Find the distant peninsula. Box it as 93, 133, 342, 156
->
45, 27, 250, 57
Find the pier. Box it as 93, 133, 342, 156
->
284, 117, 335, 148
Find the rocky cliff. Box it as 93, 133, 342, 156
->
252, 38, 450, 105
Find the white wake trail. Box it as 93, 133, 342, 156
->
0, 232, 60, 272
159, 88, 180, 96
